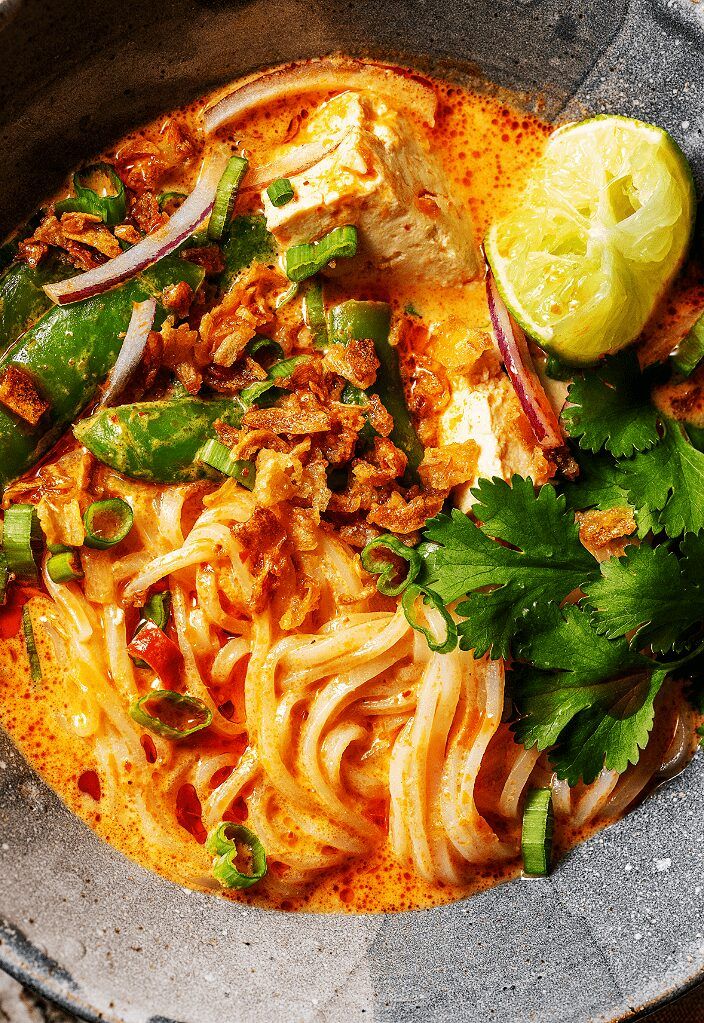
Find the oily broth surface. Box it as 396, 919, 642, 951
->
0, 68, 675, 914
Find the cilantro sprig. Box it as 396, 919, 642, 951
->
361, 348, 704, 788
423, 476, 597, 658
562, 353, 704, 539
561, 351, 660, 458
584, 540, 704, 654
511, 604, 665, 785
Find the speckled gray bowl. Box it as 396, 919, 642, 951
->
0, 1, 703, 1020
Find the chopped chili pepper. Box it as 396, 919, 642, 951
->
126, 619, 183, 687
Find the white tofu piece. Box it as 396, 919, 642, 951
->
263, 92, 480, 286
439, 373, 551, 512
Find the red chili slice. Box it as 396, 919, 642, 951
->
127, 619, 183, 687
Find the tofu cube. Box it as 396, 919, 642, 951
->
263, 92, 480, 286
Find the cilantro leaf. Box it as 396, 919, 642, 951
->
511, 604, 664, 785
584, 543, 704, 653
550, 670, 666, 785
562, 351, 660, 458
423, 477, 598, 658
619, 419, 704, 537
681, 532, 704, 583
562, 452, 655, 538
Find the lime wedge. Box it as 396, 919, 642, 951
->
485, 115, 695, 365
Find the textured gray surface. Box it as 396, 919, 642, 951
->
0, 1, 703, 1022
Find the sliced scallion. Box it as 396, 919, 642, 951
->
142, 591, 171, 632
275, 282, 299, 309
157, 191, 188, 214
245, 336, 285, 362
401, 584, 458, 654
205, 822, 267, 890
22, 605, 41, 684
47, 542, 72, 555
672, 311, 704, 378
47, 549, 83, 584
0, 551, 8, 606
3, 504, 43, 581
284, 225, 357, 283
83, 498, 134, 550
208, 156, 249, 242
341, 382, 375, 445
240, 354, 307, 406
55, 163, 127, 226
130, 591, 172, 668
196, 439, 256, 490
361, 535, 422, 597
130, 690, 212, 740
266, 177, 294, 207
521, 787, 554, 877
303, 280, 328, 349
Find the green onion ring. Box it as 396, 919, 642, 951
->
3, 504, 43, 581
83, 498, 133, 550
130, 591, 172, 669
275, 282, 299, 309
130, 690, 212, 740
205, 822, 267, 890
22, 605, 42, 684
303, 280, 328, 349
196, 440, 256, 490
208, 155, 249, 242
157, 191, 188, 214
245, 336, 285, 361
361, 535, 422, 597
141, 591, 171, 632
284, 225, 357, 283
401, 584, 458, 654
46, 549, 83, 583
521, 787, 554, 877
266, 178, 294, 207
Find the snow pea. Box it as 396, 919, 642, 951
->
220, 214, 275, 292
0, 257, 70, 353
0, 256, 204, 489
74, 396, 246, 483
329, 300, 424, 473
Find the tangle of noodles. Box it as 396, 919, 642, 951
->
0, 69, 699, 916
10, 469, 687, 912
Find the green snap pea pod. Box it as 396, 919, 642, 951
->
0, 255, 204, 489
74, 396, 246, 483
0, 258, 71, 352
329, 300, 424, 473
220, 214, 276, 292
55, 163, 127, 226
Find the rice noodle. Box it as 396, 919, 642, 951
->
33, 470, 693, 901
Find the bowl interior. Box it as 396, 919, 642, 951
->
1, 2, 703, 1021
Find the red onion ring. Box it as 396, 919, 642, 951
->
486, 270, 564, 450
203, 57, 438, 135
246, 137, 345, 191
98, 297, 156, 408
44, 149, 230, 306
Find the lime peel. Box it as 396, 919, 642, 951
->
485, 115, 696, 366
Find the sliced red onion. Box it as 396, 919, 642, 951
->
486, 271, 564, 450
246, 137, 345, 191
203, 57, 438, 135
98, 297, 156, 408
44, 149, 231, 306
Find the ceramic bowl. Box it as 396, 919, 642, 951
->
0, 1, 703, 1020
